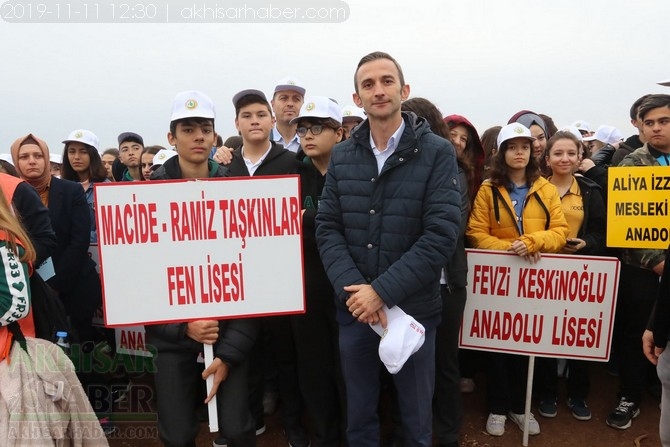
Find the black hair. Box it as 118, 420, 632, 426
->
234, 94, 272, 118
169, 117, 216, 136
354, 51, 405, 93
630, 94, 652, 121
489, 139, 541, 187
294, 117, 342, 130
61, 143, 108, 183
637, 94, 670, 121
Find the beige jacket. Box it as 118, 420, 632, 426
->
0, 337, 108, 446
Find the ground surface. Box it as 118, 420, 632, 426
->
106, 362, 661, 447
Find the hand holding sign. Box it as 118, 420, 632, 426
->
186, 320, 219, 344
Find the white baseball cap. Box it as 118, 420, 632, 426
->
62, 129, 100, 151
171, 90, 216, 121
289, 96, 342, 125
583, 125, 622, 144
152, 149, 177, 168
273, 76, 306, 97
497, 123, 535, 149
558, 126, 584, 141
370, 305, 426, 374
341, 105, 366, 122
49, 153, 63, 164
571, 120, 590, 132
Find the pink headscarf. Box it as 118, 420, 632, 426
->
10, 133, 52, 194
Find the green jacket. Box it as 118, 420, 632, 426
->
618, 143, 667, 270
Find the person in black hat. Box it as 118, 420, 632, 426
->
117, 131, 144, 181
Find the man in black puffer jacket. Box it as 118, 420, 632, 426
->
315, 51, 461, 447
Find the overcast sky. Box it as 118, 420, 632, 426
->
1, 0, 669, 156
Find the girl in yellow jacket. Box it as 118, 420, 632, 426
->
467, 123, 568, 261
465, 123, 568, 437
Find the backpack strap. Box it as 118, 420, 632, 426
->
532, 191, 551, 231
8, 321, 27, 353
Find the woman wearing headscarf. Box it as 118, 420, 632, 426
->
11, 133, 99, 343
10, 134, 112, 434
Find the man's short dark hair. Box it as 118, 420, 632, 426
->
235, 94, 272, 118
630, 94, 652, 121
354, 51, 405, 94
637, 94, 670, 121
169, 117, 215, 136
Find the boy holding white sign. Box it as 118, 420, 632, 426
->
147, 90, 257, 447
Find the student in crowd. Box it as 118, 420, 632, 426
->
583, 125, 623, 156
222, 88, 308, 447
606, 94, 670, 430
536, 130, 606, 421
403, 98, 469, 447
508, 110, 551, 162
118, 132, 144, 181
0, 155, 18, 177
140, 145, 162, 181
316, 51, 461, 447
147, 90, 257, 447
291, 95, 346, 447
0, 182, 35, 352
60, 130, 109, 244
271, 76, 306, 154
341, 104, 366, 140
466, 123, 569, 437
101, 148, 119, 182
444, 114, 485, 204
49, 153, 62, 177
480, 125, 502, 177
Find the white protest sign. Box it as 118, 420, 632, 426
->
460, 249, 620, 361
94, 176, 304, 326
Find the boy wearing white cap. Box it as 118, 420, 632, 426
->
146, 90, 258, 447
291, 96, 345, 446
583, 125, 623, 155
341, 105, 366, 140
316, 51, 461, 447
270, 76, 306, 153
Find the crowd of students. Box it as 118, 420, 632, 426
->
1, 50, 669, 447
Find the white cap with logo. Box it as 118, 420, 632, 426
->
290, 96, 342, 125
497, 123, 535, 149
341, 105, 366, 122
62, 129, 100, 151
171, 90, 216, 121
152, 149, 178, 168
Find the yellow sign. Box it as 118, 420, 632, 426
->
607, 166, 670, 248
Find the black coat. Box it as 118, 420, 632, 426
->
316, 112, 461, 323
47, 177, 96, 294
